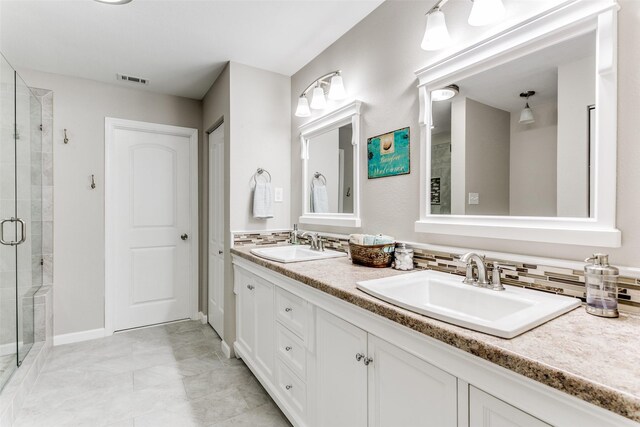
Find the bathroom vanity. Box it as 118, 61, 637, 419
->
231, 247, 639, 427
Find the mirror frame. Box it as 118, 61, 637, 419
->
415, 0, 621, 247
298, 100, 362, 228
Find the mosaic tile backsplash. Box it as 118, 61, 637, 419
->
233, 231, 640, 314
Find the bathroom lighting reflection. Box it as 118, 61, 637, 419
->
422, 9, 452, 51
468, 0, 506, 26
431, 84, 459, 101
94, 0, 133, 4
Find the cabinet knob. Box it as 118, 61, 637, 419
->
285, 384, 293, 390
364, 357, 374, 366
284, 307, 293, 312
355, 353, 364, 362
285, 346, 292, 352
247, 284, 255, 290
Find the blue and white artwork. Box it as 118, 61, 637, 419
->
367, 127, 410, 179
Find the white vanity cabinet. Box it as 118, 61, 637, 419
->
233, 266, 275, 381
232, 257, 637, 427
313, 308, 458, 427
469, 387, 551, 427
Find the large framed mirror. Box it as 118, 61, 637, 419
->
415, 1, 620, 247
299, 100, 362, 227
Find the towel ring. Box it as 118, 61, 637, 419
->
253, 168, 272, 184
311, 172, 327, 190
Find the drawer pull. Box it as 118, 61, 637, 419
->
285, 346, 292, 352
355, 353, 364, 362
285, 384, 293, 390
247, 284, 255, 290
364, 357, 374, 366
284, 307, 293, 312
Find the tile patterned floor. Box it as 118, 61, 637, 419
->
13, 321, 291, 427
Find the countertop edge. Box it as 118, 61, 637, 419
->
230, 248, 640, 423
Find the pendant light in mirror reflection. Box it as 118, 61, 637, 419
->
519, 90, 535, 124
295, 71, 347, 117
421, 0, 506, 51
431, 84, 459, 102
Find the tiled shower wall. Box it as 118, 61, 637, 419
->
30, 88, 53, 343
234, 230, 640, 314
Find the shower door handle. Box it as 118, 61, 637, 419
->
0, 217, 26, 246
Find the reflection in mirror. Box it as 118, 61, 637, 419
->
307, 123, 353, 213
430, 30, 596, 218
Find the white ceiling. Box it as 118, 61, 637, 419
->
432, 30, 595, 133
1, 0, 384, 99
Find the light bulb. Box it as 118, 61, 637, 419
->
421, 9, 452, 51
468, 0, 505, 27
328, 75, 346, 100
295, 96, 311, 117
310, 86, 327, 110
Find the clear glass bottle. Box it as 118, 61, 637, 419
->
393, 243, 414, 271
584, 253, 619, 318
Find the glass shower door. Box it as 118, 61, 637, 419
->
15, 71, 42, 365
0, 55, 17, 388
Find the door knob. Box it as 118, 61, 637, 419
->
181, 234, 188, 240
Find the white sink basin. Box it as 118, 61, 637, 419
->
356, 270, 580, 338
250, 245, 348, 263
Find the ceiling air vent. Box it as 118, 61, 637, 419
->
116, 74, 149, 85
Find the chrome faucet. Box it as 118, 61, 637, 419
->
490, 262, 517, 291
459, 252, 490, 287
301, 232, 324, 252
290, 224, 300, 245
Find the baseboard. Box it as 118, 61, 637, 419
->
221, 340, 233, 359
196, 311, 208, 324
53, 328, 105, 346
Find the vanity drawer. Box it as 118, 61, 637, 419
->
276, 322, 306, 379
275, 359, 307, 420
276, 287, 307, 339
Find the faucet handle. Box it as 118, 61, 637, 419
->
490, 262, 517, 291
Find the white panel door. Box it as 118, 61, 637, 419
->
368, 334, 458, 427
469, 386, 551, 427
208, 124, 225, 337
315, 308, 368, 427
112, 125, 192, 331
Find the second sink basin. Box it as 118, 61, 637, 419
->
356, 270, 581, 338
250, 245, 348, 263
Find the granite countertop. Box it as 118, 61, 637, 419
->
231, 246, 640, 423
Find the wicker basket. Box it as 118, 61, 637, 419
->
349, 242, 395, 268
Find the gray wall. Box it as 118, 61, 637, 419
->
202, 62, 290, 352
464, 98, 510, 216
291, 0, 640, 267
509, 102, 558, 216
18, 68, 203, 337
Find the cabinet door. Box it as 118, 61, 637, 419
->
235, 268, 255, 356
253, 277, 275, 380
469, 386, 551, 427
315, 308, 368, 427
368, 335, 457, 427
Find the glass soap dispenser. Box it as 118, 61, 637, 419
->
584, 254, 619, 318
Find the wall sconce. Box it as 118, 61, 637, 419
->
295, 71, 347, 117
421, 0, 506, 51
519, 90, 535, 124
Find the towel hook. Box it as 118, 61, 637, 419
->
254, 168, 272, 184
64, 129, 69, 144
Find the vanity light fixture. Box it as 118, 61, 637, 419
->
519, 90, 535, 124
421, 8, 452, 51
421, 0, 506, 51
468, 0, 506, 26
295, 71, 347, 117
94, 0, 133, 4
431, 84, 459, 101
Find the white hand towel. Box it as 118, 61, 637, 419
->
312, 185, 329, 213
253, 182, 274, 219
